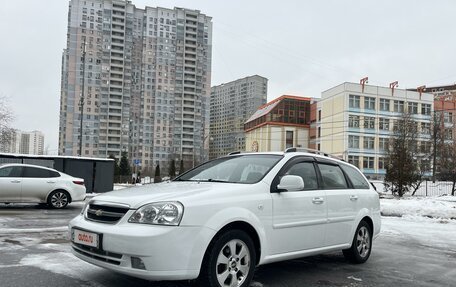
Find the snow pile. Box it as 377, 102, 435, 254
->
381, 196, 456, 221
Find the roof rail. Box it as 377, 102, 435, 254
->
227, 151, 242, 155
284, 147, 344, 161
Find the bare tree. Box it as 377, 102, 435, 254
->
385, 112, 419, 197
0, 96, 14, 151
438, 138, 456, 196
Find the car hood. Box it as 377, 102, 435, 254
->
89, 181, 245, 209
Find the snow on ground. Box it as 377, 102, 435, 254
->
19, 246, 105, 287
381, 216, 456, 250
380, 196, 456, 220
379, 195, 456, 250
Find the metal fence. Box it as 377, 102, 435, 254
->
372, 180, 455, 196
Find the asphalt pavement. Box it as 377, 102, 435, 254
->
0, 202, 455, 287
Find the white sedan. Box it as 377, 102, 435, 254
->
69, 150, 381, 287
0, 163, 86, 208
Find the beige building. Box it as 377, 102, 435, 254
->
318, 82, 434, 179
244, 95, 312, 152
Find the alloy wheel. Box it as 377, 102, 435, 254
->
356, 226, 370, 258
216, 239, 251, 287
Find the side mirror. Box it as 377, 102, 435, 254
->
277, 175, 304, 192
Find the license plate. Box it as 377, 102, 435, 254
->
72, 228, 99, 248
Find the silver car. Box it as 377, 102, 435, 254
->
0, 164, 86, 208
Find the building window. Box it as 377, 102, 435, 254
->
363, 136, 375, 149
380, 98, 390, 111
394, 100, 404, 113
421, 104, 431, 115
379, 137, 388, 151
349, 135, 360, 148
363, 157, 375, 169
379, 118, 390, 130
408, 102, 418, 114
420, 141, 431, 153
444, 112, 453, 123
349, 115, 360, 128
348, 155, 360, 168
364, 97, 375, 110
349, 95, 360, 108
286, 131, 294, 148
421, 122, 430, 134
378, 157, 385, 170
364, 116, 375, 129
445, 129, 453, 140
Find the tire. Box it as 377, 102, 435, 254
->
343, 220, 372, 264
197, 230, 256, 287
47, 190, 70, 209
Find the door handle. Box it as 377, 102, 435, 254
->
312, 197, 324, 204
47, 181, 56, 184
349, 195, 358, 201
10, 180, 21, 183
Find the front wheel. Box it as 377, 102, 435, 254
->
198, 230, 256, 287
343, 220, 372, 264
47, 190, 70, 209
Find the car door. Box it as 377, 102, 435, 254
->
21, 166, 57, 202
0, 165, 23, 202
317, 160, 358, 246
270, 157, 327, 254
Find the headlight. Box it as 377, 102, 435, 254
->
81, 201, 90, 215
128, 202, 184, 226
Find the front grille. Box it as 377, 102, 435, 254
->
72, 243, 122, 265
86, 202, 129, 224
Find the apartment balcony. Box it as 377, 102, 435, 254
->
112, 16, 125, 24
111, 44, 124, 52
184, 40, 197, 46
110, 61, 124, 68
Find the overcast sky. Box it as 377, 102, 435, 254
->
1, 0, 455, 154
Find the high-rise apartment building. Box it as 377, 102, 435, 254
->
209, 75, 267, 159
59, 0, 212, 174
1, 130, 45, 155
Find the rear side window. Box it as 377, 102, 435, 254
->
317, 164, 348, 189
23, 167, 54, 178
0, 166, 22, 177
340, 164, 370, 189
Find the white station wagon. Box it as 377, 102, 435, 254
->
69, 149, 381, 287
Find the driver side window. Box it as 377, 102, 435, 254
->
284, 162, 318, 190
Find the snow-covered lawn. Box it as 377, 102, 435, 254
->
381, 216, 456, 250
380, 196, 456, 221
380, 195, 456, 250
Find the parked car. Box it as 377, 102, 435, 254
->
69, 149, 381, 287
0, 163, 86, 209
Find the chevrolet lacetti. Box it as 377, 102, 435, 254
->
69, 149, 381, 287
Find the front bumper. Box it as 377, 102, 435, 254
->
68, 214, 216, 281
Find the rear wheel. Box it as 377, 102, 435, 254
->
343, 220, 372, 264
47, 190, 70, 209
198, 230, 256, 287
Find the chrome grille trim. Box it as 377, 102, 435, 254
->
85, 202, 130, 224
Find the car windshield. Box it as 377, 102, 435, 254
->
175, 154, 283, 184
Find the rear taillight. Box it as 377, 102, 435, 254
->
73, 180, 85, 186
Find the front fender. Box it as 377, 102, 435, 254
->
202, 206, 268, 265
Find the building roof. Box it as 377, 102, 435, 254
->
245, 95, 312, 124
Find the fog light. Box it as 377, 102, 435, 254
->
131, 257, 146, 270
